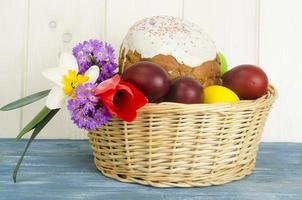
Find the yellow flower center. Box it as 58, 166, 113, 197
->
62, 70, 89, 96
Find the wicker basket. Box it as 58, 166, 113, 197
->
88, 85, 277, 187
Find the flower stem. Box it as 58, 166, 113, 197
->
89, 54, 102, 70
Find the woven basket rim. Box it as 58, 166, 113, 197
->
138, 84, 277, 112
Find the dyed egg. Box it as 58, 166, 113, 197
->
121, 61, 170, 102
167, 76, 203, 104
204, 85, 239, 104
222, 64, 268, 100
217, 52, 228, 75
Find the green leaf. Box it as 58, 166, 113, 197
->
13, 108, 60, 183
16, 107, 51, 141
0, 90, 50, 111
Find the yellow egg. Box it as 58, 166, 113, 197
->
203, 85, 239, 103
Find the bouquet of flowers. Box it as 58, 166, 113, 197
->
0, 39, 148, 182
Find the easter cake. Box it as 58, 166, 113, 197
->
119, 16, 221, 87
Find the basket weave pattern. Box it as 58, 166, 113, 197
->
88, 86, 277, 187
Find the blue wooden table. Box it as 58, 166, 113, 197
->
1, 140, 301, 200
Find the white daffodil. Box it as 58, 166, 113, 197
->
42, 53, 99, 109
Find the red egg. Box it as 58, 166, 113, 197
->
121, 61, 170, 102
167, 76, 203, 104
222, 65, 268, 100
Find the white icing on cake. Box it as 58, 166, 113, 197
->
121, 16, 217, 67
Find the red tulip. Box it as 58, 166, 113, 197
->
94, 75, 148, 122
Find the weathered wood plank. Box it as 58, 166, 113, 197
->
0, 140, 301, 200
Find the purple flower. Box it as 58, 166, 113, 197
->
104, 43, 116, 61
83, 40, 96, 54
96, 61, 117, 82
72, 39, 117, 83
93, 47, 106, 63
78, 54, 91, 67
67, 83, 112, 130
84, 101, 95, 113
72, 43, 84, 57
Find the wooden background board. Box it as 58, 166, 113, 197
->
0, 0, 26, 137
1, 140, 301, 199
0, 0, 301, 141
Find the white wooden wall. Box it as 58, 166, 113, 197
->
0, 0, 301, 142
